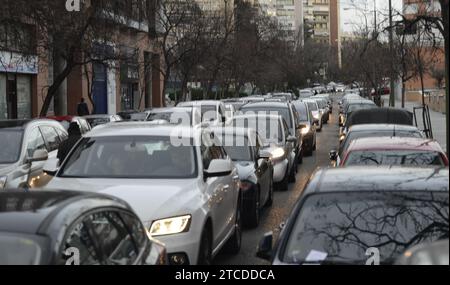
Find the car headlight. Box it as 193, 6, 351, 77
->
149, 215, 192, 237
301, 126, 310, 135
0, 176, 7, 189
271, 148, 285, 159
312, 113, 319, 120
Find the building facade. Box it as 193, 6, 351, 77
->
0, 0, 164, 119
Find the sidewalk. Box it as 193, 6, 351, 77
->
390, 98, 447, 151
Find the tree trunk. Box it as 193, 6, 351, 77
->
39, 62, 74, 117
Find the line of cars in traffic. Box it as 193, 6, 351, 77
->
0, 91, 335, 265
255, 90, 449, 265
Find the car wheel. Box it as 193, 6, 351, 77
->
224, 196, 242, 254
298, 151, 304, 164
278, 170, 289, 191
265, 176, 274, 207
246, 188, 260, 228
288, 160, 296, 183
198, 228, 212, 265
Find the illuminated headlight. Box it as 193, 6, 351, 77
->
271, 148, 285, 159
149, 215, 191, 237
301, 126, 311, 135
0, 176, 7, 189
339, 135, 346, 142
312, 112, 320, 120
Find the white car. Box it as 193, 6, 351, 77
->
177, 100, 227, 126
44, 122, 242, 265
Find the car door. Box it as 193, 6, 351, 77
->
282, 119, 294, 169
254, 138, 270, 205
23, 127, 48, 187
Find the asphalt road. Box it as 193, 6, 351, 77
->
214, 97, 341, 265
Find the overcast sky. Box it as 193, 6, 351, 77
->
341, 0, 403, 33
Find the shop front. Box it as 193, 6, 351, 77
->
0, 51, 37, 119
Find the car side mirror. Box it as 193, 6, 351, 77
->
204, 159, 232, 179
43, 158, 60, 176
27, 149, 48, 164
287, 136, 297, 143
329, 150, 338, 161
256, 232, 273, 261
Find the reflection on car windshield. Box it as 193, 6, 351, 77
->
345, 150, 445, 166
283, 192, 449, 265
60, 136, 197, 179
0, 130, 23, 164
241, 107, 292, 129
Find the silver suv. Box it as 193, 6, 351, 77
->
0, 119, 68, 189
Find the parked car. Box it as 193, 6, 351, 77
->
84, 114, 122, 128
178, 100, 226, 125
214, 127, 274, 228
232, 114, 297, 191
396, 239, 449, 265
0, 190, 167, 265
339, 100, 377, 127
45, 116, 91, 135
302, 99, 322, 131
269, 93, 296, 102
335, 85, 345, 92
240, 102, 303, 165
291, 101, 317, 155
333, 124, 425, 166
44, 123, 242, 265
336, 137, 449, 167
256, 167, 449, 265
147, 107, 202, 126
0, 119, 67, 189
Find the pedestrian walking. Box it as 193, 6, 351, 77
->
57, 122, 82, 163
77, 98, 90, 116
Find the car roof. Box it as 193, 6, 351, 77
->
86, 121, 199, 138
178, 100, 221, 107
241, 102, 289, 108
83, 114, 112, 119
348, 124, 421, 132
150, 107, 193, 113
305, 167, 449, 194
347, 137, 444, 152
0, 190, 129, 235
233, 114, 282, 121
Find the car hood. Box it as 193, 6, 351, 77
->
234, 161, 256, 182
45, 178, 199, 222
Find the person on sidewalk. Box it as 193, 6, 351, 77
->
77, 98, 90, 116
57, 122, 82, 163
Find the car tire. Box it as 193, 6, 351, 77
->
246, 188, 260, 228
313, 139, 317, 151
278, 170, 289, 191
298, 151, 303, 164
289, 160, 296, 183
265, 176, 274, 207
198, 227, 212, 265
224, 196, 242, 254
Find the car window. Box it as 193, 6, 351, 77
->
55, 127, 68, 142
0, 130, 23, 163
62, 217, 102, 265
89, 211, 139, 265
120, 212, 147, 251
40, 126, 61, 152
26, 128, 46, 158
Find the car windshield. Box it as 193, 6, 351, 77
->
60, 136, 197, 179
241, 107, 292, 129
345, 150, 445, 166
232, 117, 283, 144
222, 136, 252, 161
293, 103, 309, 121
282, 192, 449, 265
305, 102, 318, 112
148, 110, 193, 125
0, 130, 23, 164
345, 103, 374, 113
86, 118, 109, 127
0, 234, 43, 265
339, 130, 423, 156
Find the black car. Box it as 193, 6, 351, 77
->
0, 190, 167, 265
215, 127, 274, 228
292, 101, 317, 156
257, 167, 449, 265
